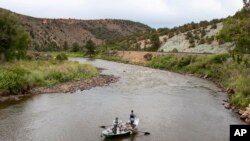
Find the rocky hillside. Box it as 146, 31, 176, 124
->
0, 8, 151, 51
120, 19, 235, 53
158, 23, 234, 53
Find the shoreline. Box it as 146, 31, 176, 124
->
0, 74, 119, 103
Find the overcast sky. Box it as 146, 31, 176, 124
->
0, 0, 243, 28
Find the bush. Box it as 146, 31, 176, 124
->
172, 48, 179, 53
71, 42, 80, 52
0, 68, 31, 94
189, 43, 195, 48
185, 32, 193, 40
199, 38, 206, 45
144, 53, 153, 61
56, 53, 68, 61
211, 24, 217, 29
189, 38, 195, 44
150, 33, 160, 51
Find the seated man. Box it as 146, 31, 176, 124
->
112, 117, 120, 134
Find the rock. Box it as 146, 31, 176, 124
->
232, 109, 239, 114
223, 99, 229, 103
227, 88, 235, 95
224, 103, 231, 109
203, 74, 209, 79
239, 110, 245, 115
240, 112, 248, 119
245, 118, 250, 124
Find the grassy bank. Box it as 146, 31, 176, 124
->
49, 51, 85, 57
0, 60, 98, 95
147, 53, 250, 108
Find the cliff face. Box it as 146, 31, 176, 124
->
0, 8, 151, 50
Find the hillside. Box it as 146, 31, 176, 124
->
0, 8, 151, 51
158, 23, 234, 53
116, 19, 236, 53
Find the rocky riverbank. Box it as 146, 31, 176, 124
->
0, 74, 118, 103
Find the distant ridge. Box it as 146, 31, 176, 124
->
0, 8, 151, 50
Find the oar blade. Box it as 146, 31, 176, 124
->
144, 132, 150, 135
99, 126, 106, 128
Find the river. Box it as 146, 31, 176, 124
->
0, 58, 244, 141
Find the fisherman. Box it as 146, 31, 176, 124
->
129, 110, 136, 128
112, 117, 119, 134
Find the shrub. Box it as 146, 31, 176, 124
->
185, 32, 193, 40
144, 53, 153, 61
200, 29, 206, 37
56, 53, 68, 61
150, 33, 160, 51
172, 48, 179, 53
189, 43, 195, 48
199, 38, 206, 45
189, 38, 195, 44
177, 55, 192, 68
71, 42, 80, 52
168, 32, 175, 38
0, 68, 31, 94
211, 24, 217, 29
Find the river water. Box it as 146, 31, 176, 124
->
0, 58, 244, 141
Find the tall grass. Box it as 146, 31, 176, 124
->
147, 54, 250, 108
0, 60, 98, 95
49, 51, 85, 57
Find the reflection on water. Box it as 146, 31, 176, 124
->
0, 58, 244, 141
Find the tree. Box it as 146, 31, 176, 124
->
71, 42, 80, 52
217, 8, 250, 53
85, 39, 96, 57
63, 41, 69, 51
150, 33, 160, 51
0, 10, 30, 62
243, 0, 250, 11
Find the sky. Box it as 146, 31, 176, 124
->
0, 0, 243, 28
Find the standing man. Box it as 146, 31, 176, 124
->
130, 110, 136, 128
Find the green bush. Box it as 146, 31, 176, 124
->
0, 68, 31, 94
56, 53, 68, 61
172, 48, 179, 53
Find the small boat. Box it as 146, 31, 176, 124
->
101, 118, 140, 138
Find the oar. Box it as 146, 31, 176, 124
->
138, 131, 150, 135
99, 125, 112, 129
128, 128, 150, 135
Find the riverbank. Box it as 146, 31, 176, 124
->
0, 59, 118, 103
0, 74, 118, 103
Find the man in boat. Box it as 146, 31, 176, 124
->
112, 117, 119, 134
129, 110, 136, 128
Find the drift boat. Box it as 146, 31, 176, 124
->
101, 118, 139, 138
